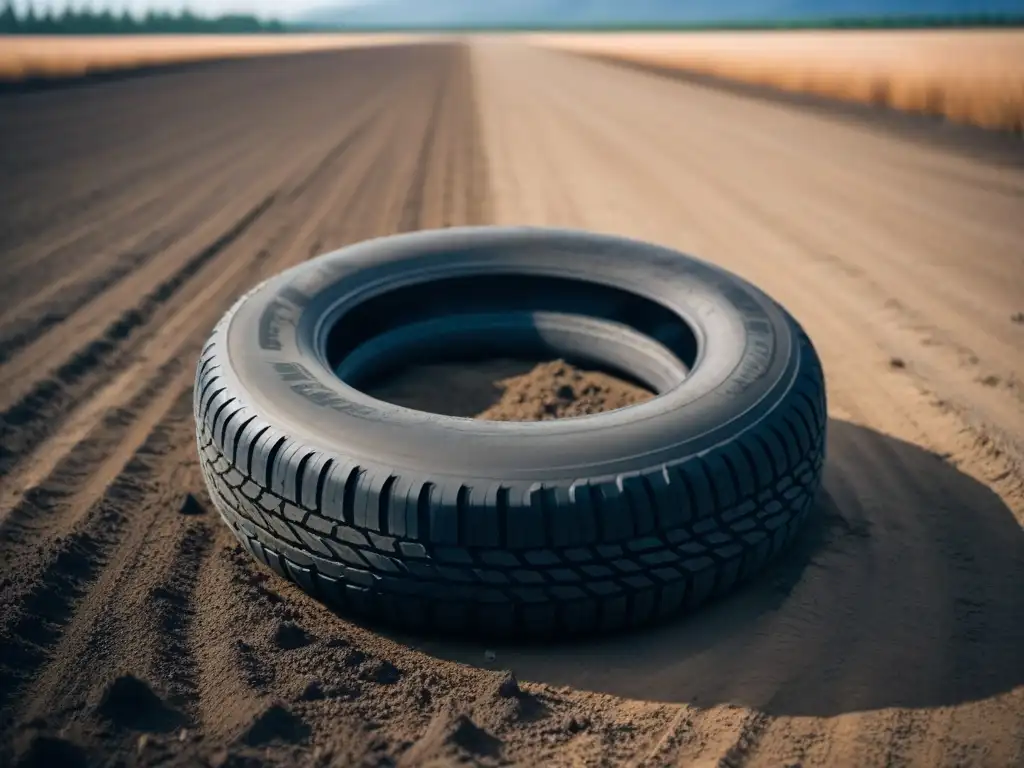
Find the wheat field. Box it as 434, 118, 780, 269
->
531, 30, 1024, 131
0, 34, 436, 80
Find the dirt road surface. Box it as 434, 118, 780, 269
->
1, 40, 1022, 767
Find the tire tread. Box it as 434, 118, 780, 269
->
195, 316, 826, 639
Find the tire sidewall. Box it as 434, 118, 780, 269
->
218, 227, 801, 482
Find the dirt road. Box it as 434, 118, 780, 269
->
1, 40, 1022, 767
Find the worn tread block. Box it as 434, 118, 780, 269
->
675, 460, 716, 522
429, 483, 462, 546
630, 589, 658, 626
266, 515, 301, 545
567, 481, 599, 545
462, 484, 500, 547
593, 481, 634, 541
294, 527, 333, 558
271, 442, 304, 502
299, 453, 332, 511
353, 468, 383, 531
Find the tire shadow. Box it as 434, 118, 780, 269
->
407, 418, 1024, 717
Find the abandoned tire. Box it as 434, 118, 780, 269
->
195, 227, 827, 639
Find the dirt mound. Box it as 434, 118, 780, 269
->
402, 707, 504, 765
95, 675, 185, 733
478, 359, 654, 420
491, 672, 547, 723
369, 357, 654, 421
240, 704, 310, 747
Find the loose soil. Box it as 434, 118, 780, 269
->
1, 40, 1022, 768
366, 358, 655, 420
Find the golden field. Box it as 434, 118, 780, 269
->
3, 31, 1022, 132
0, 33, 437, 80
529, 30, 1024, 131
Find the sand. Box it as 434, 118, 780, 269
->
1, 40, 1022, 767
366, 358, 655, 420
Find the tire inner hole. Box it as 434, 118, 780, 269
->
324, 273, 699, 420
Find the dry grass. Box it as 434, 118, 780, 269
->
529, 30, 1024, 131
0, 34, 439, 81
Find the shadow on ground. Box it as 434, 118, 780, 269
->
407, 418, 1024, 718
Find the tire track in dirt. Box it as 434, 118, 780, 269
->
0, 359, 188, 587
0, 128, 275, 336
0, 80, 412, 545
0, 46, 425, 366
0, 194, 275, 477
0, 391, 195, 725
0, 392, 217, 740
0, 48, 438, 483
0, 47, 452, 568
0, 50, 411, 254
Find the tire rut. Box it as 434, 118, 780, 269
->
0, 74, 411, 525
0, 50, 426, 472
0, 194, 275, 478
0, 390, 195, 727
397, 71, 447, 233
0, 357, 184, 540
144, 519, 216, 720
0, 128, 268, 329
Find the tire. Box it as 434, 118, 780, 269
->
195, 227, 827, 640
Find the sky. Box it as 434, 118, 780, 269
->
10, 1, 1018, 23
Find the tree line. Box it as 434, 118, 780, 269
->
3, 3, 1020, 35
0, 3, 288, 34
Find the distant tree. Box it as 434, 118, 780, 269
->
0, 2, 292, 35
22, 1, 38, 32
116, 8, 134, 33
0, 1, 18, 33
